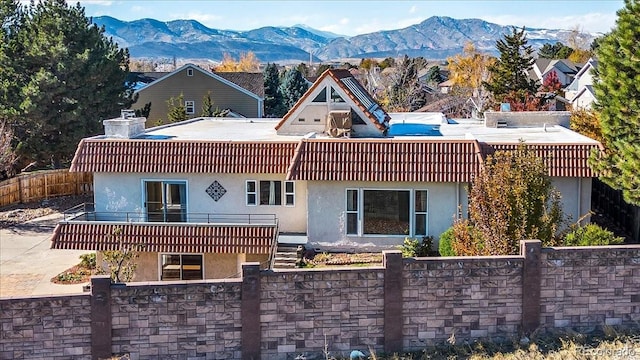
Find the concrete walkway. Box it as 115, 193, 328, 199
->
0, 213, 90, 297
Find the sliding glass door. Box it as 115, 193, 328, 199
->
144, 180, 187, 222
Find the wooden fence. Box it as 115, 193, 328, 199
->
0, 169, 93, 208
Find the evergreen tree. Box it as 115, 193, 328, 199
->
484, 27, 538, 108
279, 68, 308, 111
166, 94, 187, 123
538, 41, 573, 59
200, 91, 213, 117
0, 0, 23, 119
591, 0, 640, 206
263, 63, 285, 117
385, 55, 426, 111
9, 0, 134, 168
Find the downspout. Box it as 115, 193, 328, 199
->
577, 178, 582, 224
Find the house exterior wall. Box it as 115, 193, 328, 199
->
573, 91, 596, 110
116, 252, 268, 281
552, 177, 592, 224
93, 172, 307, 233
133, 67, 261, 123
306, 181, 468, 250
277, 77, 385, 137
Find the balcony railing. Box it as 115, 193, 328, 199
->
62, 203, 277, 225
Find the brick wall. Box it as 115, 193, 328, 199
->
110, 280, 243, 360
402, 257, 523, 350
1, 242, 639, 360
0, 295, 92, 359
259, 268, 386, 357
540, 246, 640, 330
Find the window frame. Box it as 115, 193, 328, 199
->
159, 253, 204, 281
185, 100, 195, 115
187, 68, 194, 76
142, 179, 188, 222
284, 181, 295, 206
345, 188, 428, 237
246, 180, 257, 206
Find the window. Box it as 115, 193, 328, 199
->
312, 87, 327, 102
144, 180, 187, 222
346, 189, 358, 235
185, 100, 195, 115
314, 118, 321, 123
285, 181, 295, 206
160, 254, 203, 280
187, 68, 194, 76
298, 118, 305, 122
260, 180, 281, 205
331, 87, 345, 102
246, 180, 294, 206
345, 189, 428, 236
246, 180, 257, 205
351, 109, 367, 125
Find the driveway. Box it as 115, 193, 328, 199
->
0, 213, 90, 297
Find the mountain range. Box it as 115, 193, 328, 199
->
92, 15, 597, 63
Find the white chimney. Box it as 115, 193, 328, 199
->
103, 110, 146, 139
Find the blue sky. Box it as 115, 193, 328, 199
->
76, 0, 623, 36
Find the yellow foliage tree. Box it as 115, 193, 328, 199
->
213, 51, 260, 72
447, 42, 495, 110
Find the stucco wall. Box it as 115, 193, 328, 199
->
306, 181, 468, 250
552, 177, 592, 224
93, 172, 307, 233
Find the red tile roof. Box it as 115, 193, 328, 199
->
70, 139, 298, 173
51, 222, 275, 254
275, 69, 389, 132
481, 143, 602, 177
286, 139, 483, 183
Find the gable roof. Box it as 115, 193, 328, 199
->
274, 69, 390, 132
134, 64, 263, 100
214, 71, 265, 98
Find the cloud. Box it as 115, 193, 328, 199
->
183, 12, 223, 26
482, 13, 617, 34
409, 5, 417, 14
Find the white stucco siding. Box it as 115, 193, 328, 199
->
93, 172, 307, 232
552, 177, 592, 225
306, 181, 468, 250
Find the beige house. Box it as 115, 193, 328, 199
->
52, 69, 602, 282
132, 64, 264, 124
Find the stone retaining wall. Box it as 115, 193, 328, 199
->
1, 241, 639, 360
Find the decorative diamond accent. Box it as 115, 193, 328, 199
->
206, 181, 227, 202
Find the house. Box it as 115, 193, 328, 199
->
131, 64, 264, 123
530, 58, 582, 88
51, 69, 601, 282
565, 58, 598, 110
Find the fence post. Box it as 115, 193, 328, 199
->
241, 262, 261, 360
91, 275, 112, 360
521, 240, 542, 334
383, 250, 403, 353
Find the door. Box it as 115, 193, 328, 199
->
144, 181, 187, 222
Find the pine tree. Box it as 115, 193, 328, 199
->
166, 94, 187, 123
200, 91, 214, 117
263, 63, 285, 117
591, 0, 640, 205
279, 68, 308, 111
9, 0, 134, 168
484, 27, 538, 108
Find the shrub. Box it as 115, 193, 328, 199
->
564, 223, 624, 246
79, 253, 96, 269
438, 227, 456, 256
399, 236, 437, 257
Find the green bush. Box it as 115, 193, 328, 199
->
79, 253, 96, 269
438, 227, 456, 256
399, 236, 436, 257
563, 223, 624, 246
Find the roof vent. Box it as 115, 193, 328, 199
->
121, 109, 136, 119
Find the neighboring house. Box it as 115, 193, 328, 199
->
438, 79, 454, 94
131, 64, 264, 123
565, 58, 598, 110
530, 58, 582, 88
51, 69, 601, 282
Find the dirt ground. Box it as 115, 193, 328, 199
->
0, 194, 92, 229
